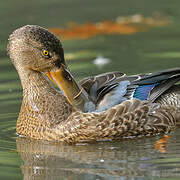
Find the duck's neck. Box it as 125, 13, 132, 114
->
16, 68, 73, 133
18, 68, 51, 93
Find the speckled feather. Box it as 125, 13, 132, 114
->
7, 25, 180, 143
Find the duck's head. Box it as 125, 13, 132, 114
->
7, 25, 77, 92
7, 25, 65, 73
7, 25, 93, 111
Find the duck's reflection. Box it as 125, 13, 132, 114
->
16, 136, 180, 180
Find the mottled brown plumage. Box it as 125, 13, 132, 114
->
7, 25, 179, 143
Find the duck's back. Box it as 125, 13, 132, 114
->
79, 68, 180, 111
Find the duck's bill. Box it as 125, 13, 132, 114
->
46, 64, 86, 109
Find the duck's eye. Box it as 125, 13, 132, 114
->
42, 50, 49, 57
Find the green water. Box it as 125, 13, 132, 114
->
0, 0, 180, 179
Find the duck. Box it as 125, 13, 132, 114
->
7, 25, 180, 143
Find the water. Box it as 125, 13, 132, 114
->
0, 0, 180, 179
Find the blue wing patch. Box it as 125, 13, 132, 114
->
133, 84, 157, 100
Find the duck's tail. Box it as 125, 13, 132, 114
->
155, 84, 180, 108
155, 84, 180, 125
